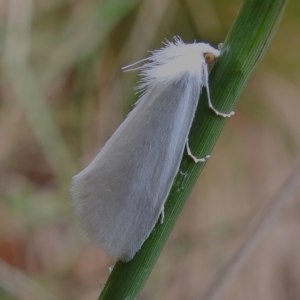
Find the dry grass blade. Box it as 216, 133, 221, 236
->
201, 159, 300, 300
0, 259, 61, 300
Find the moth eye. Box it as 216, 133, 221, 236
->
204, 52, 216, 64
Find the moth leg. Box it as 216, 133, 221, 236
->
204, 65, 235, 118
180, 171, 187, 177
186, 141, 210, 163
160, 207, 164, 224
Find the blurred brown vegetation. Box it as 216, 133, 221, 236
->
0, 0, 300, 299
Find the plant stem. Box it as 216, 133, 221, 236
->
99, 0, 288, 299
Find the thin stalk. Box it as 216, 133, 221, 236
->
99, 0, 288, 299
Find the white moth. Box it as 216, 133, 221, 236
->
71, 37, 234, 262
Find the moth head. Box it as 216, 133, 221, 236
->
204, 52, 217, 65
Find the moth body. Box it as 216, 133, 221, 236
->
71, 37, 232, 261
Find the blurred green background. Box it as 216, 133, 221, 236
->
1, 0, 300, 299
